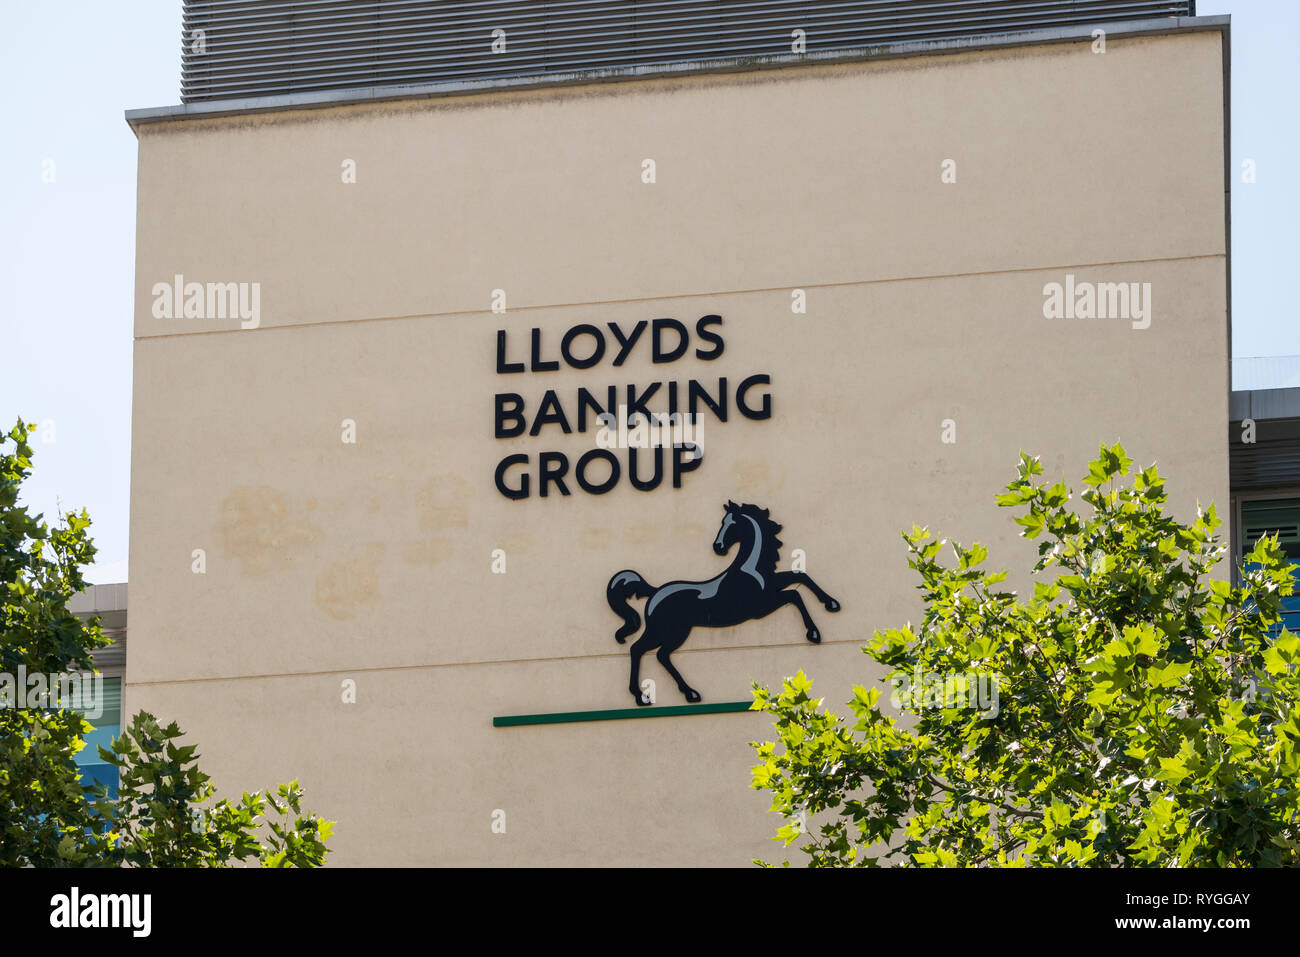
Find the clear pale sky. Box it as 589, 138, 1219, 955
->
0, 1, 1295, 584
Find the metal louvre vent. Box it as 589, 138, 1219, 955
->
1244, 523, 1300, 548
180, 0, 1195, 103
1232, 441, 1300, 494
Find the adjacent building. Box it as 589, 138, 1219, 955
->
67, 583, 126, 799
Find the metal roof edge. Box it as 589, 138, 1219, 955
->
125, 14, 1230, 133
1231, 388, 1300, 423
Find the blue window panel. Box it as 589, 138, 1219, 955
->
70, 677, 121, 801
1240, 498, 1300, 638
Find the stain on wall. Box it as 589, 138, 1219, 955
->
216, 485, 324, 577
314, 542, 386, 621
402, 473, 472, 565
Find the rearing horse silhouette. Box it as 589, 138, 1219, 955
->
607, 501, 840, 706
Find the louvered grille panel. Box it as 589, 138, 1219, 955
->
1232, 441, 1300, 493
180, 0, 1195, 102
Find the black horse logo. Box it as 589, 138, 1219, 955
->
606, 501, 840, 706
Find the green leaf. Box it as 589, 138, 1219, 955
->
1147, 660, 1191, 688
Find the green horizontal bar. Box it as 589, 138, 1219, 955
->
493, 700, 755, 727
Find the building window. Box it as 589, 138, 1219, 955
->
70, 676, 121, 800
1240, 498, 1300, 635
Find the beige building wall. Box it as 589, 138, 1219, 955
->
127, 28, 1228, 865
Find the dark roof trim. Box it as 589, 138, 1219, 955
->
127, 15, 1227, 131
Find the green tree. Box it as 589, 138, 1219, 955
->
1, 419, 334, 866
751, 444, 1300, 867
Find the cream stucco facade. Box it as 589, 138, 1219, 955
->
127, 25, 1229, 865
